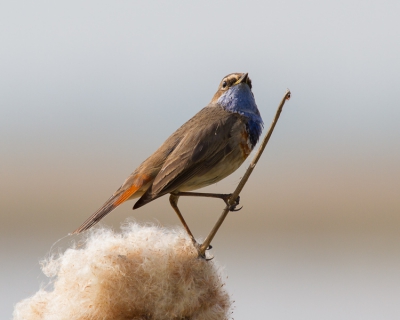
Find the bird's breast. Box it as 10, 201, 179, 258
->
177, 124, 253, 192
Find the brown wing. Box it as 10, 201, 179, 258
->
133, 106, 243, 208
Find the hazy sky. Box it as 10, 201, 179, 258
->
1, 1, 400, 319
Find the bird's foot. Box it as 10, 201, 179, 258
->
222, 194, 242, 211
192, 240, 213, 261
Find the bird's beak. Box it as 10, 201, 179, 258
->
235, 73, 249, 85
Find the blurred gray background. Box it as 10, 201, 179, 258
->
1, 1, 399, 319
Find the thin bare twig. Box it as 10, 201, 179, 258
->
199, 89, 292, 256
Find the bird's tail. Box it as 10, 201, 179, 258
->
72, 184, 141, 234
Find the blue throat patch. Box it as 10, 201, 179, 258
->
217, 83, 264, 147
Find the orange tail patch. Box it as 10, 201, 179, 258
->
114, 173, 152, 206
72, 173, 153, 234
114, 184, 140, 206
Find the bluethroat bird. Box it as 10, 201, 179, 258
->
73, 73, 263, 246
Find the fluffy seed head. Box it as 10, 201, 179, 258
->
13, 222, 232, 320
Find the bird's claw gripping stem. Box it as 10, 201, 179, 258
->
193, 241, 213, 260
222, 194, 242, 211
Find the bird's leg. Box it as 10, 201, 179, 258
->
169, 194, 199, 245
169, 194, 213, 259
174, 191, 242, 211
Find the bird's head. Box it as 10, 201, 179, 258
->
211, 73, 260, 118
211, 73, 252, 103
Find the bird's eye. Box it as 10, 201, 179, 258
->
222, 81, 227, 88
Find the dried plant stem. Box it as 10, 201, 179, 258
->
199, 89, 291, 256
